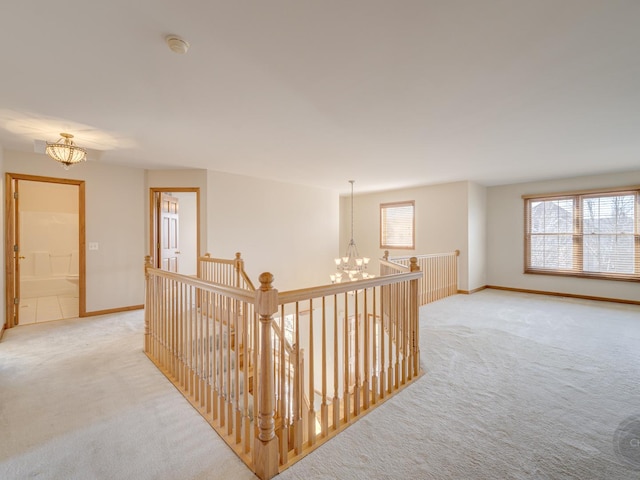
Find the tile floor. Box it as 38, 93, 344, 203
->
18, 295, 79, 325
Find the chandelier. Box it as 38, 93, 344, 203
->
330, 180, 372, 283
45, 133, 87, 169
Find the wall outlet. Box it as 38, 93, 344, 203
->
88, 242, 99, 251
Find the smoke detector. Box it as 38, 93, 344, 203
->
166, 35, 189, 54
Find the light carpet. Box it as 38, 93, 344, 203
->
1, 290, 639, 479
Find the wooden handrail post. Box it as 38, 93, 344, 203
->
409, 257, 420, 377
234, 252, 243, 288
383, 250, 389, 261
254, 272, 279, 480
144, 255, 153, 353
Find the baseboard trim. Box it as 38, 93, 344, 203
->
486, 285, 640, 306
82, 304, 144, 317
458, 286, 488, 295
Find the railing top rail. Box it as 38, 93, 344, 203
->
147, 267, 256, 303
198, 255, 235, 265
380, 257, 410, 272
278, 271, 422, 305
240, 271, 256, 291
391, 250, 460, 261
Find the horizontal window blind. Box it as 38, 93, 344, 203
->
525, 189, 639, 281
380, 201, 415, 249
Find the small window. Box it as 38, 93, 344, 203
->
380, 201, 415, 249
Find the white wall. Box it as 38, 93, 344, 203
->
4, 151, 146, 312
346, 181, 471, 290
487, 170, 640, 302
206, 170, 339, 291
468, 182, 487, 291
173, 192, 198, 276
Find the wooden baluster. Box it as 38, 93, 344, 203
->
212, 292, 219, 421
332, 295, 340, 430
410, 257, 420, 378
354, 292, 360, 416
308, 299, 316, 445
294, 304, 303, 455
363, 288, 370, 411
226, 297, 233, 436
321, 296, 329, 436
144, 256, 152, 353
278, 305, 288, 465
343, 292, 350, 423
371, 287, 378, 405
380, 285, 386, 400
401, 280, 407, 385
253, 273, 279, 480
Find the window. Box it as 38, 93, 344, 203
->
524, 188, 639, 281
380, 201, 415, 249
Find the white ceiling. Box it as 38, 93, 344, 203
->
1, 0, 639, 194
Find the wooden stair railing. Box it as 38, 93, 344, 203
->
144, 255, 422, 480
382, 250, 459, 305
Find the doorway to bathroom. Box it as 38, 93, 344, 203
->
5, 173, 86, 328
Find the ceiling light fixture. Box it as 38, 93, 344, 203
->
45, 133, 87, 169
166, 35, 190, 54
331, 180, 372, 283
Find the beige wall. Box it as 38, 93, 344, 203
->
467, 182, 487, 291
4, 151, 146, 312
487, 170, 640, 302
206, 170, 339, 291
345, 181, 471, 290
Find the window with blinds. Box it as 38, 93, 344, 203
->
524, 188, 640, 281
380, 201, 415, 249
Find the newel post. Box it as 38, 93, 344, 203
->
409, 257, 420, 377
383, 250, 389, 261
234, 252, 243, 288
144, 255, 153, 353
254, 272, 279, 480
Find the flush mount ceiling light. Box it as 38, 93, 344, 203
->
45, 133, 87, 169
166, 35, 189, 54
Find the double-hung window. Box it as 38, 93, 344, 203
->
380, 201, 415, 250
524, 187, 640, 281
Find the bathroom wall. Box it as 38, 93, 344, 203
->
18, 181, 79, 278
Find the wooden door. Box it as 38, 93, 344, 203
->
160, 193, 180, 272
5, 176, 19, 327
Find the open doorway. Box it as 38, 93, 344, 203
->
5, 173, 86, 328
149, 188, 200, 275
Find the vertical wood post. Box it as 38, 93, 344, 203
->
144, 255, 153, 353
409, 257, 420, 377
254, 272, 279, 480
234, 252, 243, 288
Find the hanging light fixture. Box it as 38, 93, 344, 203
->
331, 180, 372, 283
45, 133, 87, 169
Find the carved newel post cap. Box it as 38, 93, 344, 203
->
235, 252, 242, 260
410, 257, 419, 271
259, 272, 274, 291
384, 250, 389, 260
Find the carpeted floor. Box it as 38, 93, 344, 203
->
1, 290, 639, 479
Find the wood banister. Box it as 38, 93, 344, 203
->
254, 273, 279, 480
146, 251, 425, 479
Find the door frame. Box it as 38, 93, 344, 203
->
4, 173, 86, 328
149, 187, 200, 270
